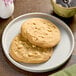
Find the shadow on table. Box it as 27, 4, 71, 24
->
51, 12, 74, 26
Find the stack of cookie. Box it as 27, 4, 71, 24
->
9, 18, 61, 63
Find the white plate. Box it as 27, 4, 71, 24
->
2, 13, 74, 72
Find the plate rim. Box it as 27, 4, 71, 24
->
2, 12, 74, 72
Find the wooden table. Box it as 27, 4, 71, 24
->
0, 0, 76, 76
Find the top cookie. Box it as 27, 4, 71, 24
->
21, 18, 61, 48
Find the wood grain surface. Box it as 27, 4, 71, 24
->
0, 0, 76, 76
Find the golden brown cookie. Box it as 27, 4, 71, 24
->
21, 18, 61, 48
21, 19, 32, 39
9, 34, 53, 63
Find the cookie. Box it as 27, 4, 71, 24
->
21, 18, 40, 39
21, 19, 32, 39
21, 18, 61, 48
9, 34, 53, 63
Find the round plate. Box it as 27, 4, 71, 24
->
2, 13, 74, 72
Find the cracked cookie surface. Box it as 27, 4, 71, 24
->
21, 18, 61, 48
9, 34, 53, 63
